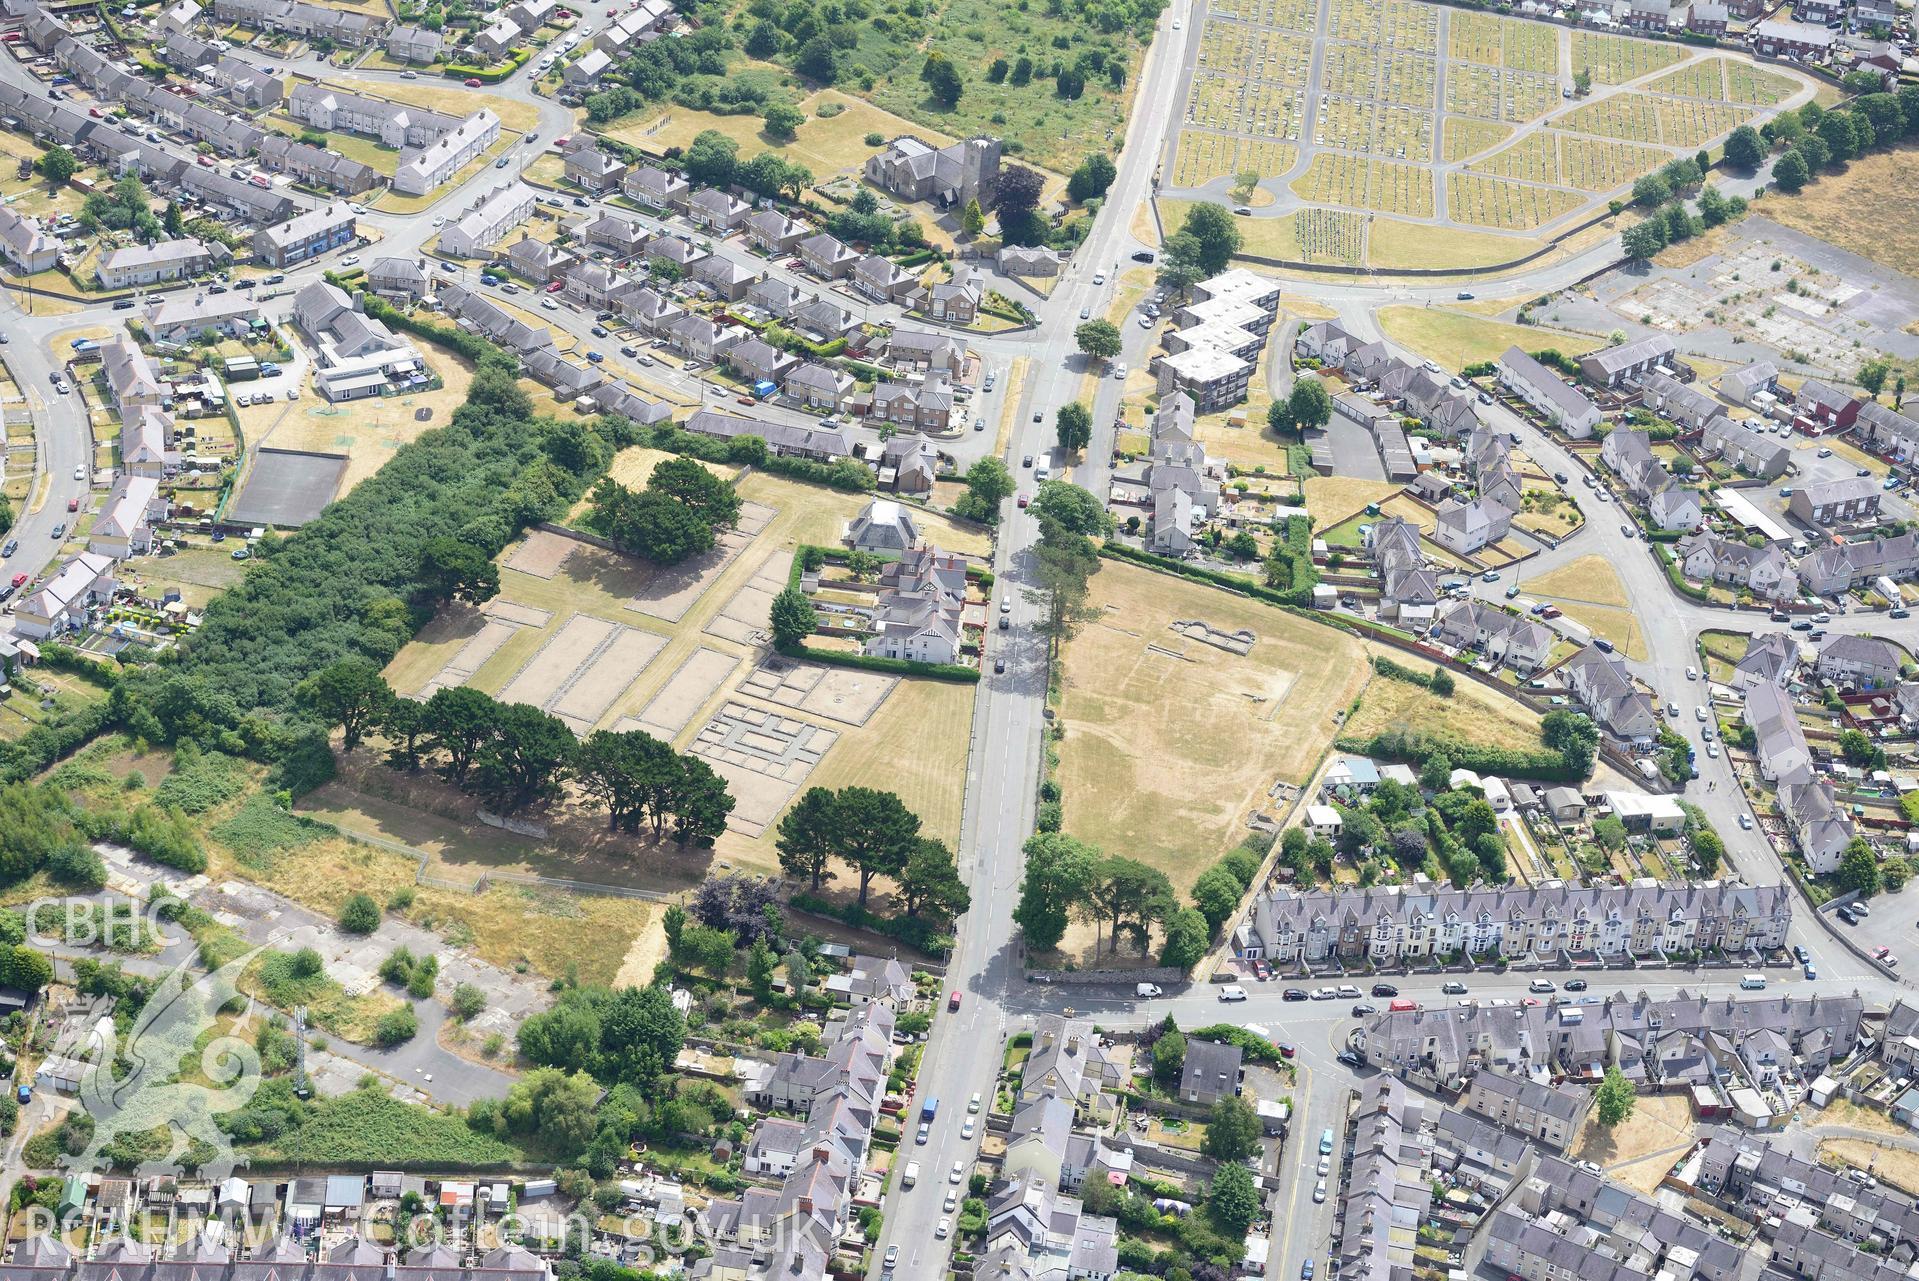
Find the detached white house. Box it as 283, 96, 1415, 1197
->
87, 476, 167, 560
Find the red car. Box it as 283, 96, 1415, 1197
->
545, 279, 564, 292
947, 991, 961, 1012
1277, 1043, 1295, 1059
1017, 493, 1030, 508
463, 77, 483, 87
10, 574, 25, 589
87, 106, 102, 118
65, 497, 77, 512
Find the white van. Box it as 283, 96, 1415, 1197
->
903, 1161, 921, 1188
1740, 974, 1768, 990
1034, 461, 1052, 482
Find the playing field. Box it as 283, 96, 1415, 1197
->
1055, 559, 1370, 887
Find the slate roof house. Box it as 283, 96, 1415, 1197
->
1564, 646, 1659, 744
1238, 882, 1790, 966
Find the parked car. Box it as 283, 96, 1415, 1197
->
464, 77, 483, 86
1282, 987, 1308, 1001
1370, 983, 1398, 997
1441, 981, 1467, 994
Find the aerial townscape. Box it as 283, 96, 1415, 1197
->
0, 0, 1912, 1277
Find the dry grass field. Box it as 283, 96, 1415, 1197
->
1757, 144, 1919, 281
1574, 1094, 1697, 1192
1524, 555, 1647, 658
371, 459, 984, 885
1303, 475, 1404, 527
610, 90, 948, 184
1344, 654, 1545, 750
260, 349, 475, 495
1819, 1138, 1919, 1198
1055, 559, 1370, 888
1376, 305, 1603, 371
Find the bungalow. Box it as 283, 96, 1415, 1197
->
561, 48, 613, 91
682, 410, 849, 461
523, 345, 604, 403
846, 499, 920, 553
996, 244, 1062, 277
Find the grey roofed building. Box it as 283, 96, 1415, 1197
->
1638, 370, 1725, 432
1238, 881, 1790, 967
682, 410, 849, 461
1577, 333, 1676, 387
1563, 646, 1659, 743
1856, 400, 1919, 459
1797, 532, 1919, 596
366, 256, 429, 298
1497, 346, 1602, 437
1745, 680, 1813, 785
1338, 1077, 1433, 1281
589, 382, 671, 427
504, 234, 574, 285
1719, 358, 1779, 406
384, 23, 443, 62
1177, 1038, 1242, 1106
1462, 1067, 1590, 1150
1362, 988, 1861, 1086
1815, 632, 1905, 687
257, 134, 380, 194
523, 345, 604, 400
1733, 631, 1799, 690
1700, 416, 1789, 478
1020, 1015, 1123, 1119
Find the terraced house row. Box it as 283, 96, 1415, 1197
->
1235, 882, 1792, 965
